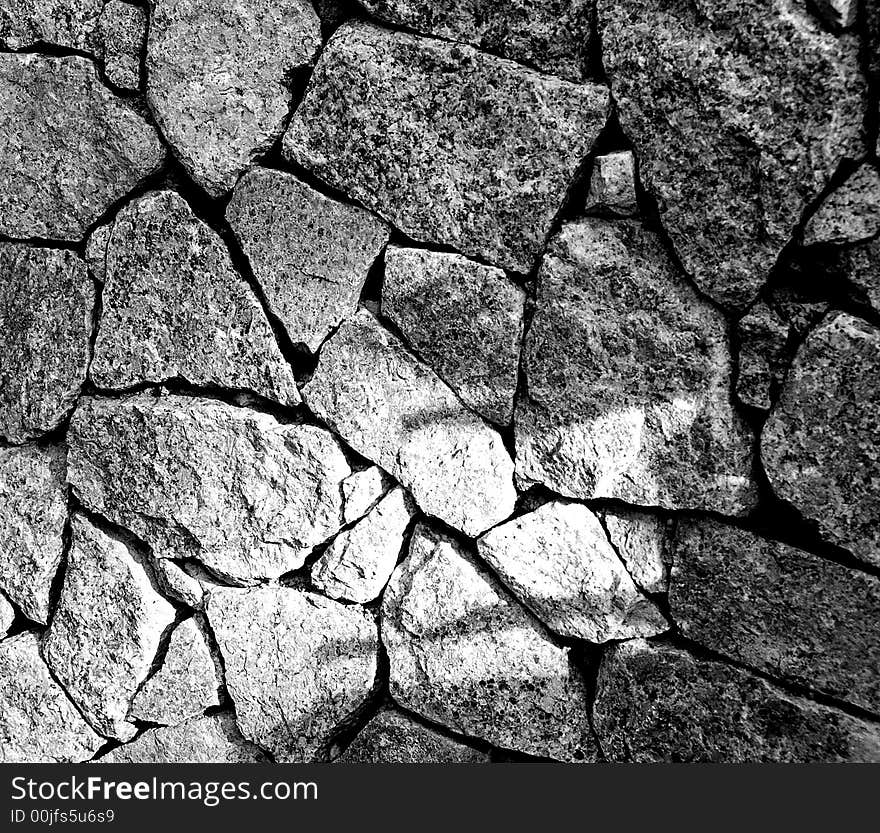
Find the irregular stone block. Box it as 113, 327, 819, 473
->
155, 561, 206, 609
0, 0, 102, 51
584, 151, 638, 217
342, 466, 394, 526
736, 302, 789, 411
99, 1, 146, 91
803, 164, 880, 247
603, 509, 670, 595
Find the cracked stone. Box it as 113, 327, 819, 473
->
594, 640, 880, 762
803, 165, 880, 247
226, 168, 391, 352
516, 219, 757, 514
342, 466, 394, 526
283, 22, 610, 273
736, 302, 789, 411
43, 515, 176, 741
206, 586, 379, 762
0, 54, 165, 241
382, 247, 525, 425
147, 0, 321, 196
812, 0, 857, 29
99, 1, 146, 91
0, 595, 14, 636
305, 309, 516, 537
603, 508, 670, 595
382, 522, 599, 761
0, 0, 102, 51
68, 394, 352, 584
90, 190, 299, 406
155, 561, 206, 609
584, 151, 638, 218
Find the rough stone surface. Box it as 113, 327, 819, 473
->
585, 151, 638, 217
736, 302, 789, 411
0, 0, 102, 51
0, 595, 13, 635
603, 509, 670, 595
342, 466, 394, 525
99, 1, 146, 91
382, 247, 525, 425
283, 22, 610, 273
803, 165, 880, 247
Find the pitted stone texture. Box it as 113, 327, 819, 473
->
382, 523, 599, 762
516, 219, 756, 515
0, 0, 102, 51
99, 1, 146, 91
762, 313, 880, 568
305, 309, 516, 537
585, 151, 638, 218
155, 561, 206, 609
736, 302, 789, 411
43, 516, 176, 741
283, 22, 610, 273
206, 586, 379, 763
147, 0, 321, 196
90, 190, 299, 406
0, 245, 94, 443
0, 446, 67, 624
599, 0, 865, 309
803, 165, 880, 247
342, 466, 394, 526
382, 247, 525, 425
594, 640, 880, 763
0, 632, 104, 763
477, 502, 667, 643
603, 509, 670, 595
0, 54, 165, 241
227, 168, 390, 352
68, 394, 352, 584
670, 520, 880, 713
0, 595, 13, 635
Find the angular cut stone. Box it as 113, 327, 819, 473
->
599, 0, 866, 308
736, 302, 789, 411
342, 466, 394, 525
99, 1, 146, 91
206, 586, 379, 762
147, 0, 321, 196
584, 151, 638, 218
304, 309, 516, 537
382, 523, 599, 762
594, 640, 880, 762
803, 165, 880, 247
0, 54, 165, 240
603, 509, 670, 595
68, 394, 352, 584
283, 22, 610, 273
155, 561, 206, 609
90, 190, 299, 406
516, 219, 757, 514
0, 0, 102, 51
43, 516, 176, 741
227, 168, 390, 352
382, 247, 525, 425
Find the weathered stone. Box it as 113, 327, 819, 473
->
0, 0, 102, 51
803, 165, 880, 247
584, 151, 638, 218
305, 309, 516, 537
283, 22, 610, 273
382, 247, 525, 425
99, 1, 146, 91
91, 190, 299, 405
342, 466, 394, 525
516, 219, 757, 514
0, 446, 67, 624
227, 168, 390, 351
603, 509, 670, 595
68, 394, 352, 584
736, 302, 789, 411
599, 0, 866, 308
43, 516, 176, 741
594, 640, 880, 762
382, 523, 599, 761
477, 501, 667, 642
147, 0, 321, 196
206, 586, 378, 762
812, 0, 857, 29
155, 561, 206, 609
0, 632, 104, 763
0, 595, 14, 636
762, 313, 880, 568
0, 54, 165, 241
0, 245, 94, 442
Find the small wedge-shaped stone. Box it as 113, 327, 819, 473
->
68, 394, 351, 584
516, 219, 756, 514
584, 151, 638, 218
283, 22, 610, 273
736, 302, 789, 411
594, 640, 880, 762
155, 561, 206, 609
477, 502, 667, 642
382, 523, 599, 761
206, 586, 379, 762
762, 313, 880, 568
99, 1, 147, 91
91, 191, 299, 405
382, 248, 525, 425
0, 632, 104, 763
43, 516, 176, 741
342, 466, 394, 525
603, 509, 670, 595
227, 168, 390, 352
0, 245, 94, 443
147, 0, 321, 196
0, 0, 102, 51
0, 54, 165, 240
0, 446, 67, 624
305, 309, 516, 537
803, 164, 880, 247
0, 595, 13, 636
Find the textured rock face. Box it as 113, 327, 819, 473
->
0, 0, 102, 51
382, 523, 598, 762
0, 54, 165, 241
305, 309, 516, 537
227, 168, 390, 351
585, 152, 638, 218
382, 247, 525, 425
91, 190, 299, 405
283, 22, 610, 273
599, 0, 866, 308
603, 509, 670, 595
802, 165, 880, 247
206, 586, 379, 762
516, 219, 756, 514
736, 302, 789, 411
147, 0, 321, 196
594, 641, 880, 763
99, 1, 147, 91
762, 313, 880, 568
68, 394, 351, 584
